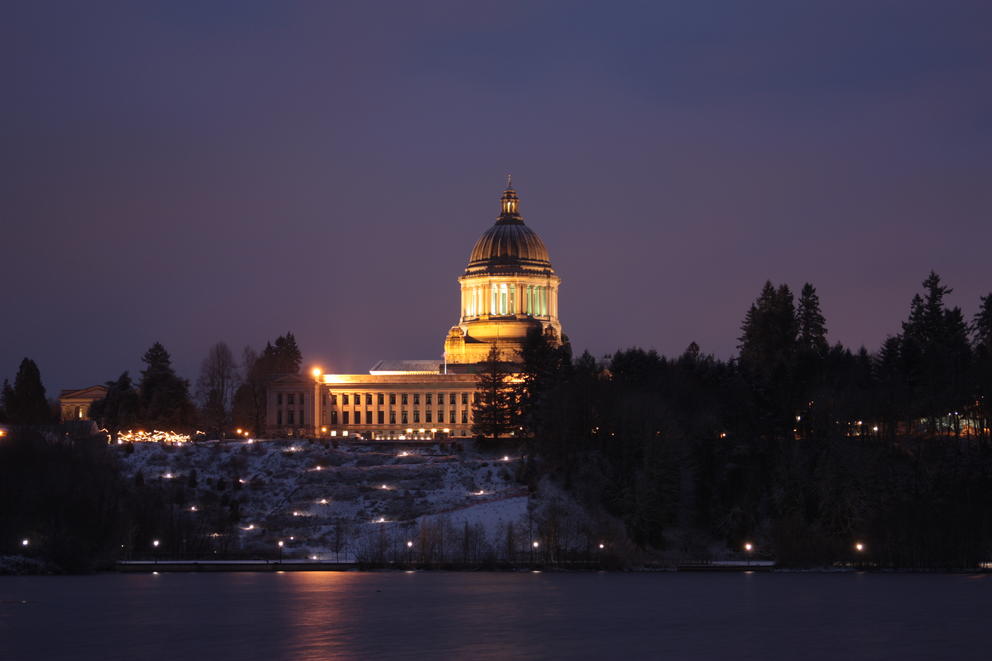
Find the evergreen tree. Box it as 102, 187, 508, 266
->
138, 342, 194, 430
737, 282, 799, 436
797, 283, 828, 356
518, 326, 571, 439
899, 272, 971, 434
231, 332, 304, 434
973, 294, 992, 440
472, 346, 518, 442
261, 332, 302, 375
3, 358, 51, 425
0, 380, 12, 423
89, 372, 140, 442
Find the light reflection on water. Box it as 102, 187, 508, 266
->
1, 572, 990, 660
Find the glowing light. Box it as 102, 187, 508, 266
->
855, 542, 865, 552
430, 428, 437, 433
292, 511, 303, 517
320, 426, 327, 433
236, 428, 243, 435
744, 542, 753, 552
309, 554, 318, 560
719, 432, 728, 439
152, 539, 160, 548
278, 540, 284, 548
244, 524, 255, 531
471, 490, 486, 496
312, 367, 323, 379
598, 543, 605, 550
21, 538, 29, 547
117, 429, 191, 444
317, 498, 329, 505
418, 428, 425, 433
406, 428, 413, 434
162, 472, 174, 480
532, 541, 539, 548
189, 506, 198, 512
502, 455, 510, 462
443, 428, 450, 433
406, 540, 413, 548
313, 465, 323, 471
872, 426, 879, 432
375, 517, 387, 523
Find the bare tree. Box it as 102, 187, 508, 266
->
197, 342, 239, 439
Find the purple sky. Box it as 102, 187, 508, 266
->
2, 1, 990, 396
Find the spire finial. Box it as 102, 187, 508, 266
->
499, 176, 520, 219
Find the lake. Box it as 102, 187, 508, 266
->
1, 571, 989, 660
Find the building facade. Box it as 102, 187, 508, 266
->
266, 182, 563, 440
59, 385, 108, 422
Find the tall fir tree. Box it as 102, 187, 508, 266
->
471, 346, 518, 442
138, 342, 194, 430
797, 283, 828, 356
3, 358, 51, 425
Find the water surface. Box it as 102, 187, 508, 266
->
1, 571, 989, 660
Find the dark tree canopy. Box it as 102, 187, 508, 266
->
2, 358, 51, 425
138, 342, 194, 430
472, 346, 519, 442
89, 372, 140, 441
232, 332, 304, 434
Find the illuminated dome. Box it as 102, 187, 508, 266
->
465, 183, 553, 276
445, 179, 563, 365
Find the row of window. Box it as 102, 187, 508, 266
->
331, 392, 472, 407
276, 392, 306, 406
331, 409, 469, 425
276, 410, 305, 426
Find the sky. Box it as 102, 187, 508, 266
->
2, 0, 990, 396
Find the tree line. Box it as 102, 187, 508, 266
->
0, 332, 304, 439
475, 271, 992, 567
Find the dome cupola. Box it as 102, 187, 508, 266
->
465, 178, 553, 276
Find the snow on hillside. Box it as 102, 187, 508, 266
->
114, 439, 539, 561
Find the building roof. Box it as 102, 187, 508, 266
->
369, 360, 442, 375
59, 385, 108, 401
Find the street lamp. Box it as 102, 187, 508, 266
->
152, 539, 160, 564
278, 540, 284, 562
744, 542, 753, 568
21, 538, 29, 548
406, 540, 413, 563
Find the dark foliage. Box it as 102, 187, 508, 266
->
520, 273, 992, 567
2, 358, 52, 425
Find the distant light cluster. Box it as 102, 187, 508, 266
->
114, 429, 192, 444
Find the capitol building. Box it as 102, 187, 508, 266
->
266, 181, 564, 440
